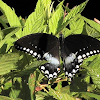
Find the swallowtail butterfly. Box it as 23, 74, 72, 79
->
14, 33, 100, 80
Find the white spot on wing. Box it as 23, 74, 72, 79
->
86, 52, 89, 56
78, 55, 82, 59
43, 53, 59, 65
37, 54, 41, 59
23, 47, 26, 50
68, 73, 73, 78
90, 51, 93, 54
65, 71, 68, 76
82, 54, 86, 58
72, 69, 76, 73
83, 48, 85, 50
93, 50, 96, 53
53, 72, 57, 76
17, 46, 19, 48
78, 59, 83, 63
45, 74, 49, 78
35, 46, 37, 48
97, 50, 99, 53
33, 52, 37, 56
49, 74, 53, 78
45, 70, 49, 75
40, 66, 45, 70
75, 65, 79, 69
65, 53, 77, 65
20, 47, 22, 49
26, 48, 30, 52
30, 50, 33, 54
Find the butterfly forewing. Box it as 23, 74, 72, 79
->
15, 33, 60, 79
62, 34, 100, 79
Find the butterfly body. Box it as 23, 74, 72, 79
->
14, 33, 100, 80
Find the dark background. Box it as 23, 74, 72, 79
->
1, 0, 100, 20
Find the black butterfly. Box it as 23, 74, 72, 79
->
14, 33, 100, 80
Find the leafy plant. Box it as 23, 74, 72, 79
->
0, 0, 100, 100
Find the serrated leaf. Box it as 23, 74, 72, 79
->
82, 55, 100, 89
9, 88, 21, 99
0, 53, 19, 75
81, 16, 100, 33
22, 0, 52, 37
69, 18, 84, 34
36, 91, 49, 100
48, 87, 75, 100
0, 96, 22, 100
0, 27, 20, 49
81, 92, 100, 100
49, 2, 64, 35
58, 0, 89, 33
2, 27, 20, 35
35, 0, 51, 19
14, 60, 47, 77
85, 23, 100, 37
22, 12, 45, 37
0, 0, 22, 38
60, 0, 88, 34
63, 0, 89, 23
0, 15, 8, 28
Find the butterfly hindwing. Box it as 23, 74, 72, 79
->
15, 33, 100, 80
62, 34, 100, 78
15, 33, 60, 79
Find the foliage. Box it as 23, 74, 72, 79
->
0, 0, 100, 100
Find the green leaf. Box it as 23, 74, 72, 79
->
0, 27, 20, 49
28, 72, 37, 100
0, 53, 19, 75
48, 87, 75, 100
59, 14, 81, 36
0, 0, 22, 38
22, 0, 52, 37
14, 60, 47, 77
82, 55, 100, 89
85, 23, 100, 37
0, 28, 3, 40
22, 12, 45, 37
36, 91, 49, 100
49, 1, 64, 35
0, 15, 8, 28
81, 92, 100, 100
63, 0, 89, 23
60, 0, 88, 34
35, 0, 51, 20
9, 88, 21, 99
69, 18, 84, 34
0, 96, 22, 100
81, 16, 100, 33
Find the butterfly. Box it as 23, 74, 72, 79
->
14, 33, 100, 80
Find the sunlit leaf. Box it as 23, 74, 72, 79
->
81, 16, 100, 33
0, 53, 19, 75
49, 1, 64, 35
82, 55, 100, 89
0, 0, 22, 38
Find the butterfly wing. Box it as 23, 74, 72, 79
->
61, 34, 100, 79
15, 33, 60, 79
